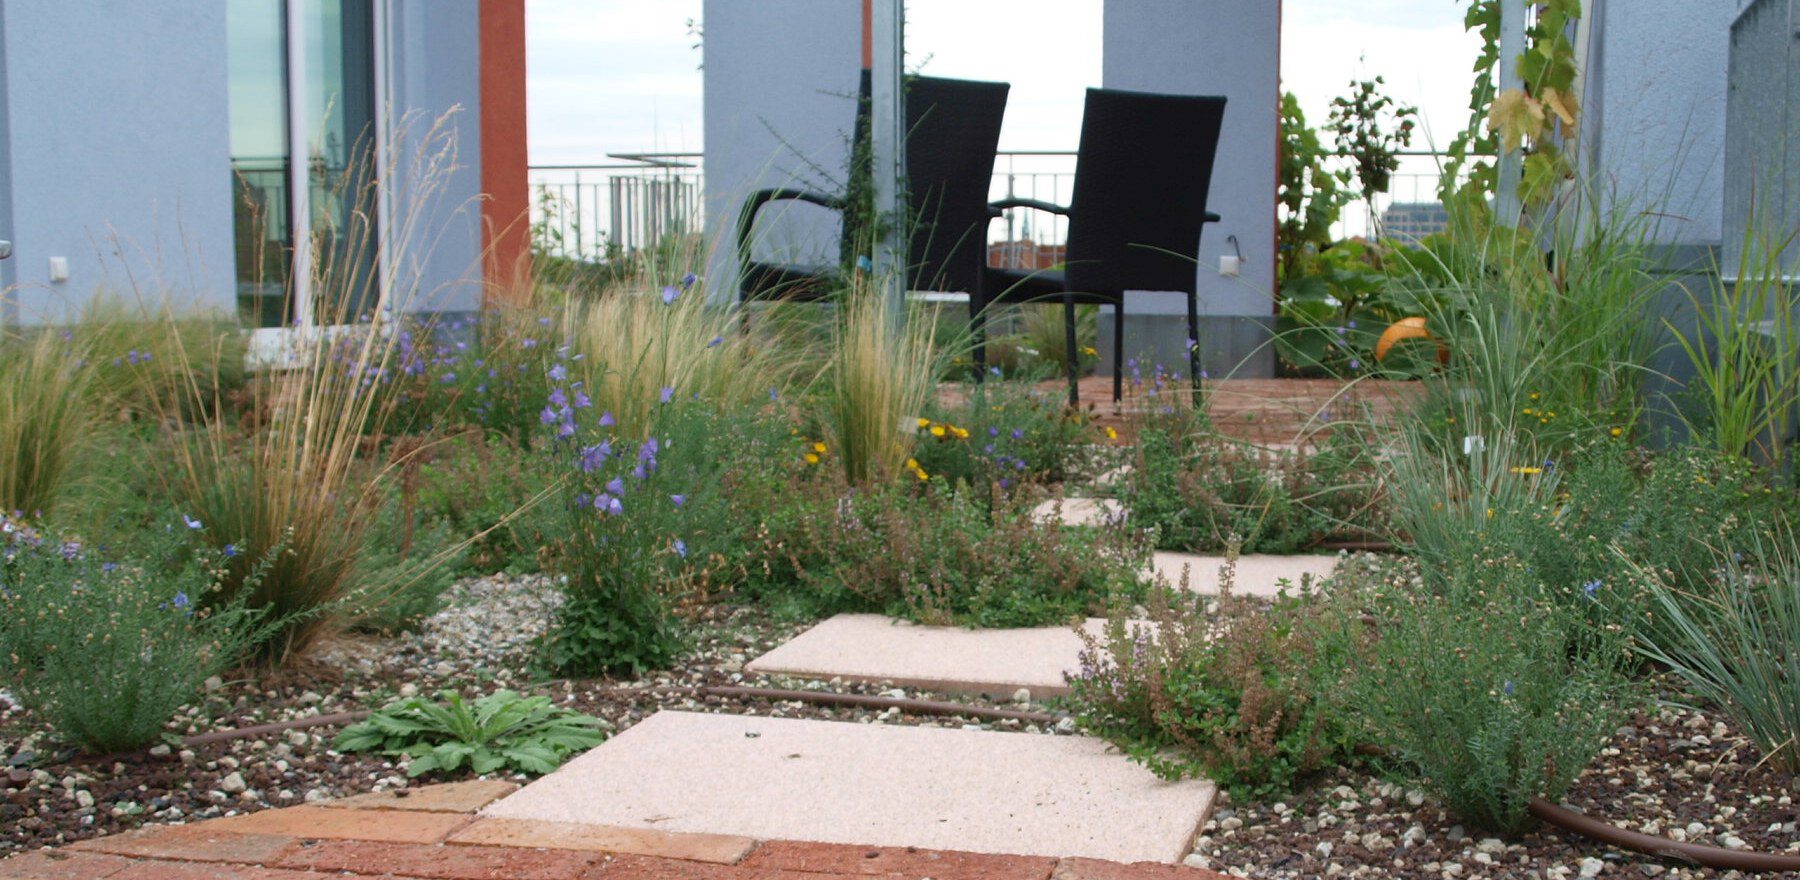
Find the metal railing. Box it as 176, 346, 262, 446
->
526, 149, 1469, 265
529, 154, 704, 261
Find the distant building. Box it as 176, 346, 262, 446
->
986, 239, 1066, 271
1376, 201, 1450, 243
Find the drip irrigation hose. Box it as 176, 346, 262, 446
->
1528, 798, 1800, 872
105, 685, 1057, 761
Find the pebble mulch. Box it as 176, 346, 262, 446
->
0, 572, 1069, 856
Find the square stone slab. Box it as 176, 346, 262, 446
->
482, 710, 1215, 863
1030, 496, 1124, 527
746, 613, 1105, 698
1147, 551, 1339, 597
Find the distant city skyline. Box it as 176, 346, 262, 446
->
527, 0, 1481, 174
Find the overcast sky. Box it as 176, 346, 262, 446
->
526, 0, 1481, 175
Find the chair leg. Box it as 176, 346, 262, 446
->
1185, 291, 1202, 406
971, 300, 988, 384
1111, 302, 1124, 407
1062, 291, 1080, 408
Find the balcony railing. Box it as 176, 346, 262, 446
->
526, 150, 1468, 267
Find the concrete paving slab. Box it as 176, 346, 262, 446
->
1031, 496, 1124, 527
746, 613, 1103, 698
482, 710, 1215, 864
1147, 552, 1339, 597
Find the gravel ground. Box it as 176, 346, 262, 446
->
6, 568, 1797, 879
0, 572, 1067, 855
1189, 700, 1797, 880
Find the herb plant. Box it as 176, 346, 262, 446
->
334, 689, 608, 777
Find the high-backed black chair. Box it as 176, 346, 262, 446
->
977, 88, 1227, 405
735, 75, 1009, 310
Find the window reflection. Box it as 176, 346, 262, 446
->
228, 0, 378, 329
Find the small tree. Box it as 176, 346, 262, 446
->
1277, 92, 1351, 283
1327, 76, 1419, 231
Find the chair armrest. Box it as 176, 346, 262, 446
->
988, 197, 1071, 217
1204, 211, 1221, 224
736, 187, 848, 266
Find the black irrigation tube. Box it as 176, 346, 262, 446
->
103, 685, 1056, 761
1528, 798, 1800, 872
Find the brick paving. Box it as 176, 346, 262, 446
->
1009, 376, 1418, 445
1, 783, 1231, 880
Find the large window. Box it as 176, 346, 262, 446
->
229, 0, 381, 329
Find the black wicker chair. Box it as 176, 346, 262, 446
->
734, 75, 1009, 314
978, 88, 1227, 406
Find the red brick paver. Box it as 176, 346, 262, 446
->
207, 805, 472, 844
741, 841, 1055, 880
325, 781, 519, 814
0, 851, 135, 880
71, 827, 297, 865
0, 784, 1230, 880
277, 839, 600, 880
448, 818, 756, 865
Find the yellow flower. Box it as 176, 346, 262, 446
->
1529, 392, 1540, 400
1610, 427, 1623, 437
1486, 508, 1495, 519
916, 417, 931, 429
950, 426, 969, 440
1104, 426, 1119, 440
812, 441, 827, 454
804, 453, 820, 465
914, 468, 929, 481
1522, 408, 1535, 415
1080, 346, 1098, 357
1510, 466, 1543, 475
905, 458, 920, 470
930, 425, 946, 438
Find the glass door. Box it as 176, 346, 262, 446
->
228, 0, 381, 329
228, 0, 293, 327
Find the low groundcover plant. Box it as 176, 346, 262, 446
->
333, 689, 608, 777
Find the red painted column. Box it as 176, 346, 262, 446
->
479, 0, 531, 306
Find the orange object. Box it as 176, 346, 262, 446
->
1375, 317, 1449, 365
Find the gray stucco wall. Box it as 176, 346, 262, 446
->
1585, 0, 1747, 247
701, 0, 862, 304
1100, 0, 1279, 378
0, 0, 236, 325
388, 0, 485, 315
1723, 0, 1798, 274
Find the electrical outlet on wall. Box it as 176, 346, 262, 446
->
1219, 254, 1241, 277
48, 256, 69, 283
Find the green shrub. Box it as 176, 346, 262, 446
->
1120, 405, 1385, 553
751, 477, 1148, 628
345, 498, 468, 634
535, 368, 780, 676
0, 515, 272, 753
1352, 535, 1638, 835
1067, 563, 1366, 799
72, 302, 247, 423
0, 332, 97, 517
410, 433, 555, 575
910, 377, 1097, 493
386, 313, 555, 446
1636, 526, 1800, 772
334, 689, 607, 777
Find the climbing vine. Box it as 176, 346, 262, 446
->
1441, 0, 1584, 212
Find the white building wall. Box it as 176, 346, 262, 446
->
701, 0, 862, 304
1101, 0, 1280, 377
0, 0, 236, 325
1584, 0, 1750, 248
